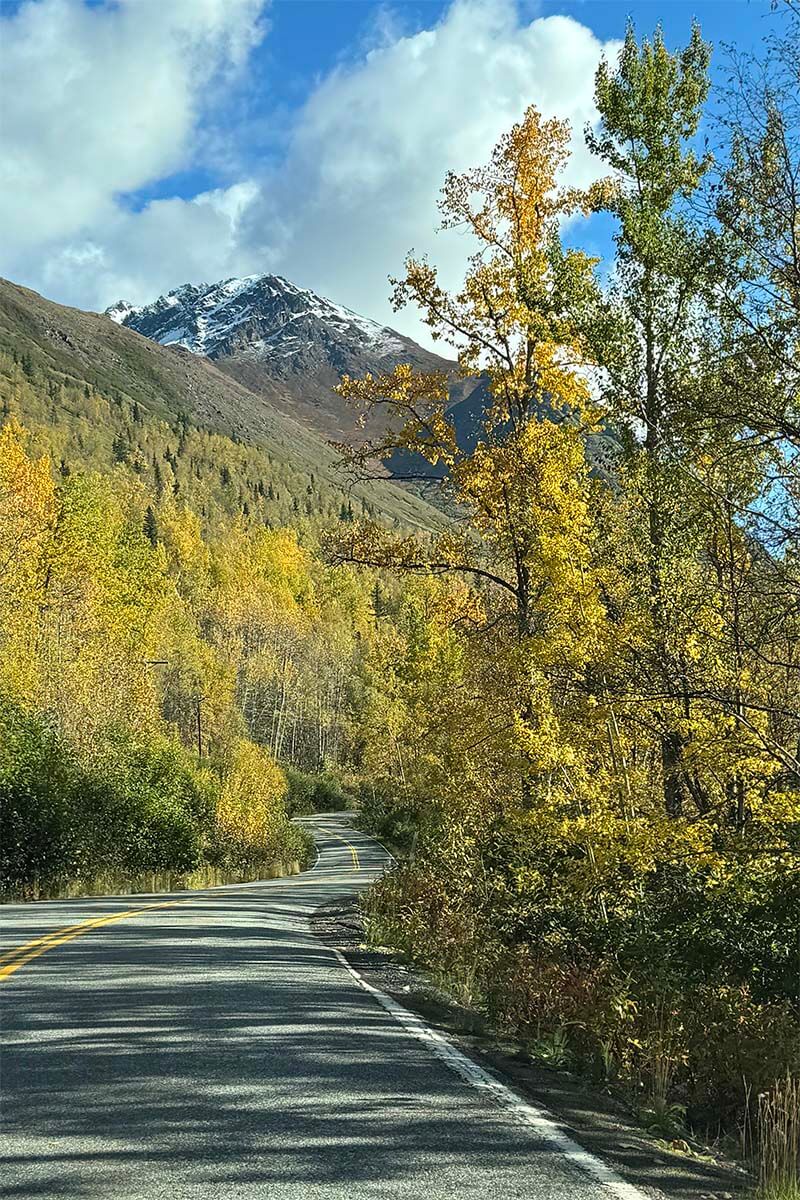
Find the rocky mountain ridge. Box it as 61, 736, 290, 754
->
107, 274, 408, 361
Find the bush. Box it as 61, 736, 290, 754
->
0, 698, 84, 891
312, 770, 350, 812
364, 848, 800, 1139
284, 766, 352, 815
0, 698, 215, 893
0, 695, 311, 896
284, 766, 315, 816
358, 776, 418, 853
82, 735, 213, 875
208, 739, 308, 869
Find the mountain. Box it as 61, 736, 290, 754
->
0, 277, 446, 533
107, 274, 484, 445
106, 275, 409, 363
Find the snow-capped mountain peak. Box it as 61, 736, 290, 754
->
106, 299, 139, 325
105, 273, 406, 362
103, 271, 467, 444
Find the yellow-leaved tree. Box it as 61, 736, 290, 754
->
0, 420, 56, 700
330, 107, 608, 801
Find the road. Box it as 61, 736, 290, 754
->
0, 814, 647, 1199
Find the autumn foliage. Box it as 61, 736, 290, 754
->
332, 16, 800, 1148
1, 10, 799, 1163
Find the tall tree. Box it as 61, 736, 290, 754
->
329, 107, 605, 799
583, 23, 724, 815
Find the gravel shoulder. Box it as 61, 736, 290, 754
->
311, 894, 753, 1200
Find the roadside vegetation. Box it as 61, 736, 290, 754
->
0, 416, 325, 896
1, 268, 435, 901
0, 392, 387, 896
329, 11, 800, 1194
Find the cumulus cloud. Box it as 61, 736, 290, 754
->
37, 182, 261, 311
0, 0, 267, 290
0, 0, 618, 345
254, 0, 618, 339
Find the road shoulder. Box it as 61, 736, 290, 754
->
311, 895, 752, 1200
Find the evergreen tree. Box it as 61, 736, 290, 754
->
143, 505, 159, 547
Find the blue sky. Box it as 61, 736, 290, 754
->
0, 0, 779, 346
128, 1, 770, 210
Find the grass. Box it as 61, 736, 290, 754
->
1, 858, 304, 903
757, 1075, 800, 1199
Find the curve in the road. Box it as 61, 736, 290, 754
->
0, 813, 653, 1200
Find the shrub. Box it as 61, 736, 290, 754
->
284, 766, 315, 816
209, 739, 306, 869
82, 735, 213, 875
0, 695, 310, 895
358, 776, 418, 853
0, 697, 84, 892
285, 766, 352, 815
363, 848, 800, 1142
312, 770, 350, 811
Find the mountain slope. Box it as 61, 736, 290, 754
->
0, 277, 445, 532
109, 274, 484, 444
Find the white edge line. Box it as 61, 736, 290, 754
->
366, 834, 397, 866
330, 946, 652, 1200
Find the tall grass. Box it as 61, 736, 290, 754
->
638, 1005, 687, 1138
1, 858, 304, 902
758, 1075, 800, 1199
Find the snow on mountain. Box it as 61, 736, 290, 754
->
104, 272, 481, 447
106, 299, 139, 325
106, 274, 406, 363
103, 271, 612, 471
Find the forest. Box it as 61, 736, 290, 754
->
0, 9, 798, 1189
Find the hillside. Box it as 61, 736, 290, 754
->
111, 273, 620, 484
0, 278, 445, 533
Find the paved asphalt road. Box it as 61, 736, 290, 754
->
0, 815, 646, 1199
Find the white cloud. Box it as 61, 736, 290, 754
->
0, 0, 266, 275
37, 182, 261, 310
1, 0, 618, 347
252, 0, 618, 342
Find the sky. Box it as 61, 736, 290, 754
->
0, 0, 779, 347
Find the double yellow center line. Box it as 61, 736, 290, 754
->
0, 899, 185, 982
316, 826, 360, 870
0, 829, 364, 982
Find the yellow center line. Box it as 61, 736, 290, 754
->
0, 900, 186, 981
315, 824, 360, 870
333, 832, 360, 870
0, 827, 367, 982
0, 903, 177, 966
